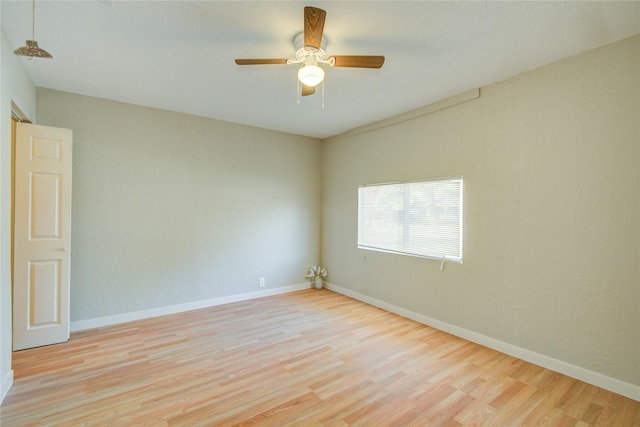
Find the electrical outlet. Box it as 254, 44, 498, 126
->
259, 277, 266, 287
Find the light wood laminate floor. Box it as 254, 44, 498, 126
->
1, 289, 639, 426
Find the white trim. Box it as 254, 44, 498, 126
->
325, 282, 640, 402
70, 283, 310, 333
1, 369, 14, 404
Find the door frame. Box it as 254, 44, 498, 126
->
11, 104, 32, 294
1, 103, 34, 402
11, 103, 31, 322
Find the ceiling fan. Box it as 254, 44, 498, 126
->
235, 6, 385, 97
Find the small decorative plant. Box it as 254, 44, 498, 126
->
305, 265, 328, 289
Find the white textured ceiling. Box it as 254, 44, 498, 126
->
2, 1, 639, 139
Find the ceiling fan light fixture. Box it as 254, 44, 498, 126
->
234, 6, 384, 98
14, 0, 53, 59
298, 64, 324, 87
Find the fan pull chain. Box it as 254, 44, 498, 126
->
321, 80, 325, 110
296, 79, 301, 105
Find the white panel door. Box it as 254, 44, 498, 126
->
13, 123, 72, 350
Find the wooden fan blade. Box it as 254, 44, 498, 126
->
304, 7, 326, 51
332, 55, 385, 68
301, 84, 316, 97
235, 59, 288, 65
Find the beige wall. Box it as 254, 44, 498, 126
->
322, 36, 639, 388
36, 89, 321, 322
1, 29, 37, 402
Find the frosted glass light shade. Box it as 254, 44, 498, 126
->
298, 65, 324, 87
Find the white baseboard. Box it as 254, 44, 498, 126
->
325, 282, 640, 402
70, 283, 310, 333
1, 369, 14, 404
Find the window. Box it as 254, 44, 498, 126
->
357, 177, 463, 263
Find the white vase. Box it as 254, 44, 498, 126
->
314, 278, 323, 289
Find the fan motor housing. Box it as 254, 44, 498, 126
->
293, 32, 327, 61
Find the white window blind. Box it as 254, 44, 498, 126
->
358, 177, 463, 262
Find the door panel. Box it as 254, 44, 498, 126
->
30, 173, 62, 239
29, 260, 62, 327
14, 123, 72, 351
